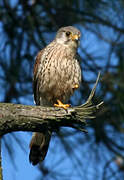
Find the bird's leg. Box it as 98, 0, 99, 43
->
54, 100, 70, 110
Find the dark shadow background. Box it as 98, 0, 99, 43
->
0, 0, 124, 179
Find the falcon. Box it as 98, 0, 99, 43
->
29, 26, 82, 165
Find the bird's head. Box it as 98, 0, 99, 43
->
55, 26, 81, 49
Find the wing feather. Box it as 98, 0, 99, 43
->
33, 49, 44, 105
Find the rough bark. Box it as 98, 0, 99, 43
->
0, 73, 103, 136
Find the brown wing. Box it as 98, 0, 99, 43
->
30, 48, 52, 165
33, 49, 44, 105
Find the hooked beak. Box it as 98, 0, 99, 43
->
70, 34, 80, 41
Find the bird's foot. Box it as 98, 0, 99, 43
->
54, 100, 70, 110
73, 84, 79, 90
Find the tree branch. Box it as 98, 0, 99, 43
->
0, 73, 103, 136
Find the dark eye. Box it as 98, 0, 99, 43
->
66, 31, 71, 36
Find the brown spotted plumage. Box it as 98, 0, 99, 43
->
29, 26, 82, 165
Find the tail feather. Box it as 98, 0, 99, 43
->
29, 145, 42, 165
29, 132, 51, 165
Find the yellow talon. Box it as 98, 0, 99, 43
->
54, 100, 70, 110
73, 84, 79, 89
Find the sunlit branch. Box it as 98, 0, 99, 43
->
0, 73, 103, 136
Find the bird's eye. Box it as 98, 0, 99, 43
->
66, 31, 71, 36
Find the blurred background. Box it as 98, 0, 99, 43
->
0, 0, 124, 179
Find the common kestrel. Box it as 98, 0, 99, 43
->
29, 26, 82, 165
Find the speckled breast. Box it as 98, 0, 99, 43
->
39, 42, 81, 105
